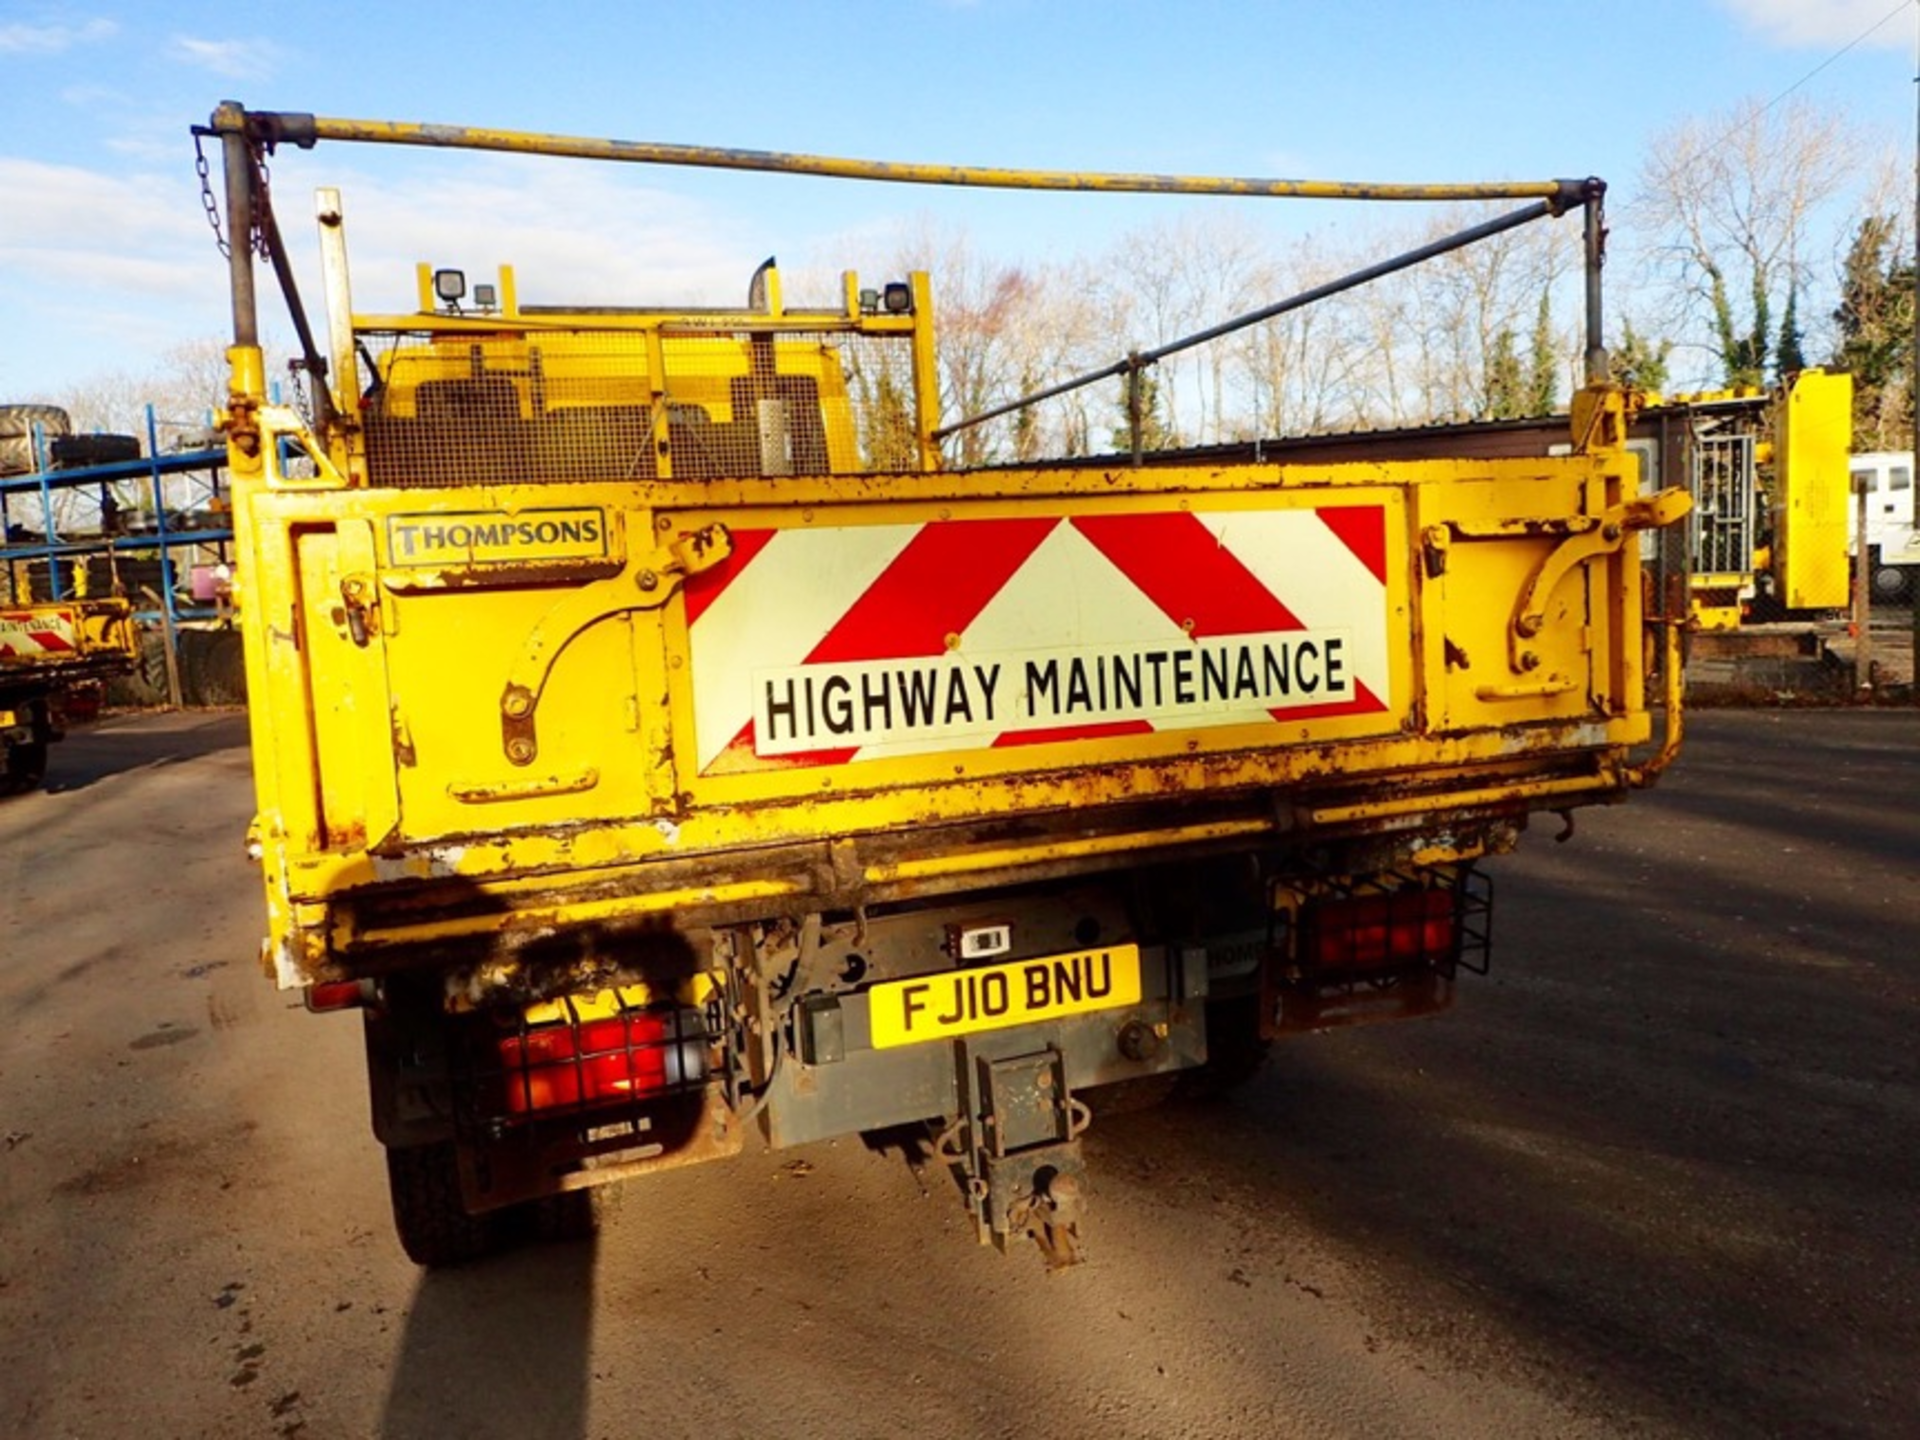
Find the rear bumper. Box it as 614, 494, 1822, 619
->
279, 742, 1622, 991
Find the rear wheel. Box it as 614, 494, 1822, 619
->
1, 740, 49, 795
531, 1187, 598, 1245
385, 1140, 599, 1265
1180, 993, 1273, 1098
385, 1141, 507, 1267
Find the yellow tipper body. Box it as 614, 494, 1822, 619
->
233, 329, 1674, 986
0, 598, 136, 676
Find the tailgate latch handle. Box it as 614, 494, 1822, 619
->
339, 575, 377, 646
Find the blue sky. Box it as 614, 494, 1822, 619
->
2, 0, 1917, 404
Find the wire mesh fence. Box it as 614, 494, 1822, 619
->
361, 329, 919, 488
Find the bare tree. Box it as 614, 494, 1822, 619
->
54, 338, 231, 443
1630, 95, 1855, 388
853, 182, 1597, 456
1000, 274, 1108, 460
1398, 207, 1576, 421
1104, 211, 1273, 447
52, 368, 145, 439
39, 339, 235, 531
1233, 235, 1378, 436
888, 221, 1055, 466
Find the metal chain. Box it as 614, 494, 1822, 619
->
194, 133, 228, 260
287, 363, 313, 427
248, 144, 273, 260
193, 130, 272, 261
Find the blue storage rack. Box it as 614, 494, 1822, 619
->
2, 408, 234, 704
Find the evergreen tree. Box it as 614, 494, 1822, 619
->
1774, 288, 1806, 378
1708, 260, 1771, 388
1111, 367, 1179, 452
1482, 329, 1525, 419
1830, 214, 1915, 451
1608, 320, 1673, 394
1012, 367, 1041, 462
1527, 291, 1558, 415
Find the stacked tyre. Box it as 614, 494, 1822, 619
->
0, 404, 72, 477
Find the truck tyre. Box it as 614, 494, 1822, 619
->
1181, 993, 1273, 1098
531, 1188, 598, 1245
0, 405, 72, 478
1, 740, 50, 795
385, 1141, 506, 1267
0, 404, 70, 437
49, 432, 142, 470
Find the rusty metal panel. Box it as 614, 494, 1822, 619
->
233, 382, 1685, 988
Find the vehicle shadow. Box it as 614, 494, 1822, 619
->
365, 897, 712, 1439
42, 710, 250, 793
1087, 714, 1920, 1438
378, 1232, 598, 1440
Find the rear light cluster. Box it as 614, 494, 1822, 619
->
304, 978, 374, 1013
1266, 872, 1491, 1035
490, 1003, 708, 1119
1298, 871, 1490, 976
1302, 887, 1457, 970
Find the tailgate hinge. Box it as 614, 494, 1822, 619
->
1449, 487, 1690, 685
500, 523, 732, 765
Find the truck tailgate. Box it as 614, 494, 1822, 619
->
244, 432, 1656, 976
0, 600, 136, 681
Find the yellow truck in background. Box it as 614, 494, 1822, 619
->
202, 104, 1691, 1266
1644, 373, 1853, 630
0, 596, 137, 792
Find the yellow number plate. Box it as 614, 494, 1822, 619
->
868, 944, 1143, 1049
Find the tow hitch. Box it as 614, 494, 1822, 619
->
935, 1041, 1092, 1269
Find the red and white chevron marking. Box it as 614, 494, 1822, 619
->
0, 609, 80, 661
683, 506, 1393, 772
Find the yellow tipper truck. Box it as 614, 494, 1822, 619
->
201, 105, 1691, 1266
0, 597, 136, 792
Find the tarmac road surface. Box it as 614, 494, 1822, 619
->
1, 708, 1915, 1439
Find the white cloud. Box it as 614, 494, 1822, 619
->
105, 132, 190, 163
0, 155, 232, 392
166, 35, 282, 79
0, 17, 116, 53
1718, 0, 1917, 49
58, 83, 122, 105
0, 148, 774, 394
315, 157, 765, 316
0, 157, 205, 259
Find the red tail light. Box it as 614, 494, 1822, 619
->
1302, 888, 1456, 970
495, 1006, 706, 1117
305, 978, 373, 1012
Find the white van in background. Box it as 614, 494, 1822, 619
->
1848, 452, 1920, 601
